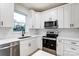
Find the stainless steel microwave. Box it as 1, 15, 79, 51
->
44, 20, 58, 29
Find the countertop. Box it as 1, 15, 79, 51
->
57, 36, 79, 41
0, 35, 42, 45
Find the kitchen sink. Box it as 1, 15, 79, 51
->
19, 36, 31, 39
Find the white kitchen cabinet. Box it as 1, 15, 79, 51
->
50, 8, 58, 21
63, 39, 79, 56
71, 4, 79, 28
57, 4, 73, 28
20, 38, 38, 56
40, 12, 47, 29
36, 36, 42, 49
42, 8, 58, 21
34, 12, 41, 29
63, 4, 72, 28
57, 37, 79, 56
29, 4, 79, 29
40, 8, 58, 28
58, 4, 79, 28
30, 10, 41, 29
57, 6, 64, 28
0, 3, 14, 27
57, 38, 63, 56
63, 4, 79, 28
30, 10, 35, 28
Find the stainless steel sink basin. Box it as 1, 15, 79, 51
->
19, 36, 31, 39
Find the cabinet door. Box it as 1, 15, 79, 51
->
34, 13, 41, 28
36, 37, 42, 49
50, 8, 58, 21
72, 4, 79, 28
40, 12, 46, 29
20, 40, 30, 56
0, 3, 14, 27
58, 6, 64, 28
42, 8, 58, 21
29, 39, 38, 53
0, 4, 3, 27
20, 38, 38, 56
30, 10, 35, 28
0, 6, 2, 27
63, 4, 72, 28
57, 39, 63, 56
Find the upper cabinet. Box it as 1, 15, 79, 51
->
63, 4, 72, 28
58, 4, 73, 28
41, 8, 58, 21
58, 4, 79, 28
0, 3, 14, 27
28, 3, 79, 29
63, 4, 79, 28
57, 6, 64, 28
33, 12, 41, 29
50, 8, 58, 21
71, 4, 79, 28
30, 10, 42, 29
40, 8, 58, 29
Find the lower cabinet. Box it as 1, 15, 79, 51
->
36, 37, 42, 49
20, 38, 38, 56
57, 38, 79, 56
57, 38, 63, 56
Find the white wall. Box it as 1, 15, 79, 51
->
29, 29, 46, 36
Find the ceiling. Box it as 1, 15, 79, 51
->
19, 3, 67, 12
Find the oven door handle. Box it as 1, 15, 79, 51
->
43, 37, 56, 40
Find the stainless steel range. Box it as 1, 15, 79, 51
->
42, 30, 58, 55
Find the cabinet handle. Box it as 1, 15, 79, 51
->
71, 48, 76, 50
71, 42, 76, 44
72, 24, 74, 27
1, 21, 3, 26
32, 25, 34, 28
70, 24, 74, 27
28, 43, 31, 47
2, 21, 3, 26
70, 24, 72, 27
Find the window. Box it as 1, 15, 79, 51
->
13, 12, 26, 31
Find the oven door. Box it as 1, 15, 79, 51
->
43, 38, 56, 50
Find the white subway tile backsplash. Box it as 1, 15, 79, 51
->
0, 27, 79, 40
58, 28, 79, 38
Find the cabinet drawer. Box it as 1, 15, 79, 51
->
64, 44, 79, 53
20, 40, 30, 45
63, 40, 79, 46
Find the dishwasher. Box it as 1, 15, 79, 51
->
0, 41, 20, 56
